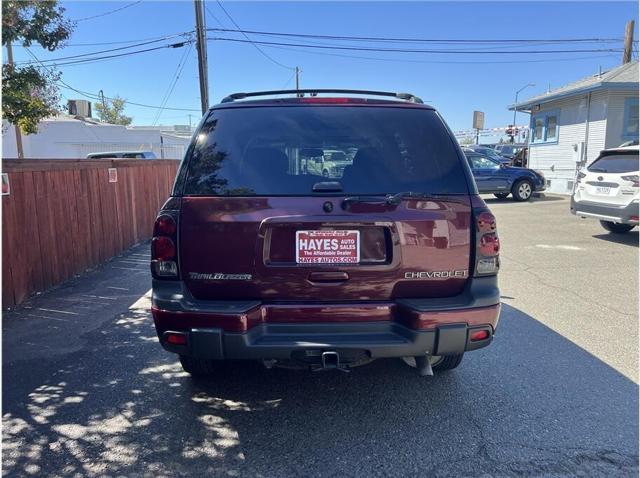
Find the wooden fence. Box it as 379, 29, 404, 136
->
2, 159, 180, 308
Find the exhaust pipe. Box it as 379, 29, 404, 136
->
414, 355, 434, 376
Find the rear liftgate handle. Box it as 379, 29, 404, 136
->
307, 271, 349, 283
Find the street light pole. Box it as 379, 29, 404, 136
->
513, 83, 535, 143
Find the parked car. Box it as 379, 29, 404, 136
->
300, 149, 353, 178
86, 151, 157, 159
571, 145, 639, 233
464, 145, 512, 164
464, 152, 546, 201
494, 143, 525, 160
151, 89, 501, 377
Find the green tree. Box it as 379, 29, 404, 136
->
2, 1, 73, 134
94, 96, 133, 126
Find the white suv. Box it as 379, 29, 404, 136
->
571, 145, 639, 233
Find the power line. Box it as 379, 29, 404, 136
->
204, 4, 227, 29
257, 42, 620, 65
281, 70, 297, 89
17, 35, 190, 65
16, 31, 195, 47
209, 37, 623, 55
23, 41, 192, 68
207, 27, 625, 45
151, 42, 194, 125
72, 1, 143, 22
213, 1, 295, 70
210, 30, 623, 53
23, 48, 201, 112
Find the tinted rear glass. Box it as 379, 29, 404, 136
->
588, 153, 639, 173
181, 106, 468, 196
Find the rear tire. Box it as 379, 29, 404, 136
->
180, 355, 218, 377
512, 179, 533, 201
432, 353, 464, 372
494, 193, 509, 200
600, 221, 635, 234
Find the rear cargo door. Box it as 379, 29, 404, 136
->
179, 195, 472, 301
177, 104, 474, 302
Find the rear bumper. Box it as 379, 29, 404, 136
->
570, 197, 639, 225
151, 276, 501, 360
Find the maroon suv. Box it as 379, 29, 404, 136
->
151, 89, 501, 376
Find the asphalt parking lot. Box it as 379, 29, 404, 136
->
3, 194, 638, 477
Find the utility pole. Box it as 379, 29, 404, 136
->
295, 66, 301, 97
194, 0, 209, 115
623, 20, 634, 64
98, 90, 108, 121
6, 42, 24, 159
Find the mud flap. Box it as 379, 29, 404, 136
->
434, 324, 467, 356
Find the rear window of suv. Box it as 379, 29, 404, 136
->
588, 153, 639, 173
180, 106, 468, 196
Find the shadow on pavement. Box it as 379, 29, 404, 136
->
592, 231, 639, 247
3, 301, 638, 477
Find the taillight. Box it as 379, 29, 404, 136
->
576, 171, 587, 184
622, 175, 639, 187
470, 329, 490, 341
474, 209, 500, 276
152, 213, 179, 278
156, 215, 177, 235
152, 236, 176, 260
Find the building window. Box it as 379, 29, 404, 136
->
546, 115, 558, 140
623, 98, 639, 139
530, 110, 559, 144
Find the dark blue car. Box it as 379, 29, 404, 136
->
464, 152, 546, 201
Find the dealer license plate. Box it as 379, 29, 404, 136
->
295, 230, 360, 264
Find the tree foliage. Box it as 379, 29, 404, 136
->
2, 64, 61, 134
2, 1, 73, 134
94, 96, 133, 126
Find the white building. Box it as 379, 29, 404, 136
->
509, 61, 639, 194
2, 110, 194, 160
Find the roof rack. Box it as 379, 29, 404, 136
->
220, 89, 424, 104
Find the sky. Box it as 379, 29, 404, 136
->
10, 1, 639, 138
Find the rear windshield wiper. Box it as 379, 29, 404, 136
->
588, 167, 607, 172
341, 191, 438, 210
385, 191, 438, 205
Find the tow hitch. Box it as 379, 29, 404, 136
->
313, 351, 350, 373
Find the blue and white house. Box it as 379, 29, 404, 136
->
509, 61, 639, 194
